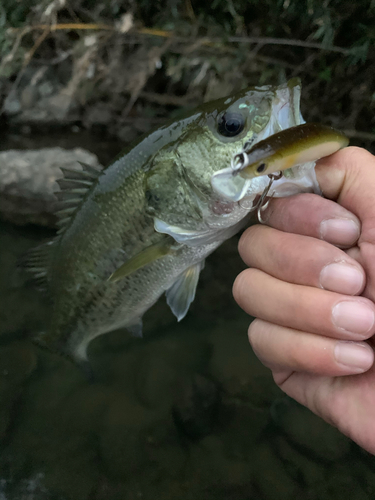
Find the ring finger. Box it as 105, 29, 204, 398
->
248, 319, 374, 376
233, 268, 375, 341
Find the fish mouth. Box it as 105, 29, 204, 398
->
211, 78, 304, 202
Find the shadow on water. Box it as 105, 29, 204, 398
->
1, 131, 375, 500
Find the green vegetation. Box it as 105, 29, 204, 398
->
0, 0, 374, 148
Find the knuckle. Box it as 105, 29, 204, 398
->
238, 225, 263, 257
232, 269, 252, 305
340, 146, 374, 166
247, 319, 263, 349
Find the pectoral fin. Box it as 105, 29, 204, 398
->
166, 261, 204, 321
108, 239, 175, 283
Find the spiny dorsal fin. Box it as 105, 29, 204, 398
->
21, 240, 55, 291
55, 161, 102, 233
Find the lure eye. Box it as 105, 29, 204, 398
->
218, 112, 245, 137
256, 163, 266, 174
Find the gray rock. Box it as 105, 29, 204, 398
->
38, 81, 54, 98
83, 103, 113, 128
2, 94, 21, 115
20, 86, 39, 109
0, 148, 102, 227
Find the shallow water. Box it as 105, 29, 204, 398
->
1, 132, 375, 500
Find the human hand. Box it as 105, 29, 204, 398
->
233, 146, 375, 453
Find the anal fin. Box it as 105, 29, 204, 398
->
166, 261, 204, 321
127, 319, 143, 338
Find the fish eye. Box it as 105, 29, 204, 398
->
256, 163, 266, 174
217, 112, 245, 137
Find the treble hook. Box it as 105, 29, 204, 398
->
248, 171, 283, 223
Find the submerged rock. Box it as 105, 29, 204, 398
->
0, 341, 38, 441
172, 374, 221, 440
99, 396, 186, 481
219, 402, 270, 461
251, 443, 300, 500
208, 326, 283, 408
272, 398, 351, 460
0, 148, 101, 227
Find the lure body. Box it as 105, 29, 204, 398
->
238, 123, 349, 179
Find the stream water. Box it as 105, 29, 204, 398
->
0, 130, 374, 500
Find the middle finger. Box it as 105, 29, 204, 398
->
233, 268, 375, 341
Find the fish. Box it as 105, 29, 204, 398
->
26, 78, 348, 361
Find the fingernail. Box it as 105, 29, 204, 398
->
320, 262, 364, 295
320, 219, 360, 246
334, 342, 373, 372
332, 301, 375, 335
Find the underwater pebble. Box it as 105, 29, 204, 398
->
0, 341, 38, 385
219, 402, 270, 461
272, 398, 351, 461
172, 374, 221, 439
319, 466, 369, 500
134, 334, 211, 409
189, 435, 254, 491
275, 436, 326, 488
99, 396, 186, 481
251, 443, 301, 500
208, 327, 283, 408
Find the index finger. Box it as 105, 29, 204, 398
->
263, 193, 361, 248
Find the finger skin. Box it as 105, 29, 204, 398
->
234, 147, 375, 455
233, 268, 375, 340
316, 147, 375, 302
248, 319, 374, 376
238, 225, 365, 295
262, 193, 360, 248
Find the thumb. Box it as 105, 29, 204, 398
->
316, 146, 375, 300
316, 146, 375, 229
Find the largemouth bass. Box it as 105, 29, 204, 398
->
28, 79, 347, 361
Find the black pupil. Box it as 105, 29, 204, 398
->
218, 112, 245, 137
256, 163, 266, 173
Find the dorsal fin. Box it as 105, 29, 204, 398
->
21, 240, 55, 291
55, 161, 102, 234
